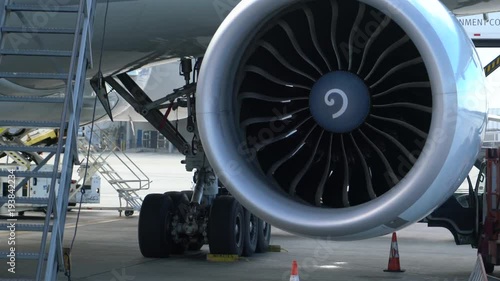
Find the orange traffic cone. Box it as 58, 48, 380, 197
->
384, 232, 405, 272
289, 260, 300, 281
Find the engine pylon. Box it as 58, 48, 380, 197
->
384, 232, 405, 273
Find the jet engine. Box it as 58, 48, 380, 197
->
196, 0, 488, 239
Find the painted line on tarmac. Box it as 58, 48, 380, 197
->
65, 218, 124, 229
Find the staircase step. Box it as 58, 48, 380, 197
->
99, 170, 118, 174
0, 223, 51, 232
109, 180, 142, 184
1, 26, 75, 34
0, 145, 59, 153
116, 188, 141, 192
0, 49, 72, 57
0, 120, 63, 128
0, 95, 65, 103
0, 197, 49, 204
6, 4, 79, 13
0, 171, 59, 178
0, 251, 39, 260
0, 72, 69, 80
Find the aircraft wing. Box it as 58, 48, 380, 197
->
442, 0, 500, 15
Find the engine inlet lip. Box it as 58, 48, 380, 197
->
197, 0, 470, 237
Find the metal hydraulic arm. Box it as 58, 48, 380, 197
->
104, 74, 191, 155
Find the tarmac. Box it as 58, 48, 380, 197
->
0, 153, 497, 281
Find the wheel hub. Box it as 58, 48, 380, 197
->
235, 216, 242, 246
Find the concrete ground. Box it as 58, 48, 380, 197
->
0, 211, 493, 281
0, 153, 496, 280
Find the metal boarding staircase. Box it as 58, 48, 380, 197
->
0, 0, 96, 280
76, 126, 150, 213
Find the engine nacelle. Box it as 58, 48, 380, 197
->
196, 0, 487, 239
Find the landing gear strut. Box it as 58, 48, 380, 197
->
110, 58, 272, 258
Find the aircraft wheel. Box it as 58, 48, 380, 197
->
255, 220, 271, 253
165, 191, 188, 201
208, 195, 245, 255
138, 194, 175, 258
242, 209, 258, 257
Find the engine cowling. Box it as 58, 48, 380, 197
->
196, 0, 488, 239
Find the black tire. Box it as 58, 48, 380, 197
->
125, 210, 134, 217
164, 191, 190, 255
242, 209, 258, 257
208, 196, 245, 255
255, 220, 271, 253
165, 191, 189, 202
485, 261, 495, 274
138, 194, 174, 258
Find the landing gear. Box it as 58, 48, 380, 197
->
111, 58, 272, 259
256, 220, 271, 253
242, 209, 258, 257
208, 195, 245, 255
138, 191, 270, 258
138, 194, 175, 258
